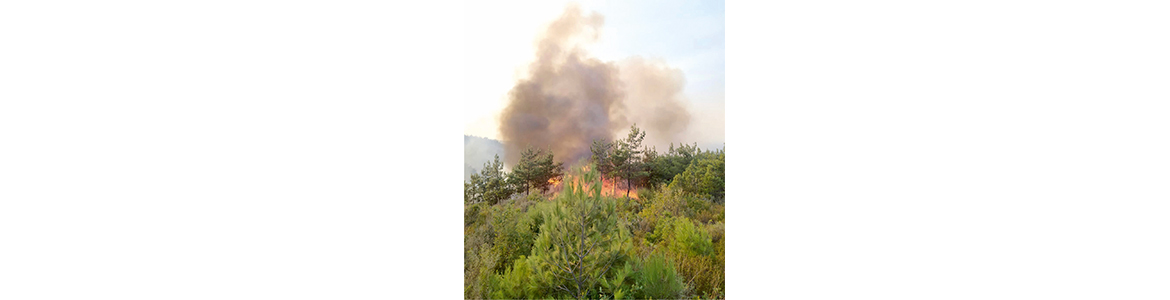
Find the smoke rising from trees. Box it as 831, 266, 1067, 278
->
498, 4, 692, 166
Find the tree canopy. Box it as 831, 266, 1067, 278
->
510, 147, 565, 195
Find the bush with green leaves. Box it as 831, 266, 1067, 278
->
489, 256, 540, 299
645, 215, 674, 246
670, 218, 714, 257
597, 262, 637, 300
669, 250, 723, 299
491, 206, 537, 273
635, 252, 685, 299
466, 224, 498, 299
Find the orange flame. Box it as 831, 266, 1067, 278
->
547, 166, 637, 199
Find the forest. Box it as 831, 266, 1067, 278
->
465, 125, 725, 299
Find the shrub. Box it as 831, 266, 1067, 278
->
692, 202, 724, 225
668, 150, 724, 202
466, 246, 498, 299
670, 218, 713, 257
464, 204, 498, 299
465, 202, 485, 227
490, 256, 540, 299
635, 253, 685, 299
646, 215, 674, 246
637, 187, 686, 238
669, 251, 723, 299
491, 206, 536, 272
597, 262, 637, 300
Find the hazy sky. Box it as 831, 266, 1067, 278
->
464, 0, 724, 147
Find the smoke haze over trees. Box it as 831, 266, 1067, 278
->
498, 5, 695, 167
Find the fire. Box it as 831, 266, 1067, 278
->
546, 166, 638, 199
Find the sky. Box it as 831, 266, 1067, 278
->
463, 0, 724, 148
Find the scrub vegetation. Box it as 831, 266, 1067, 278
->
466, 125, 725, 299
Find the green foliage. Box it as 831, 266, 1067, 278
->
467, 247, 498, 299
636, 187, 687, 238
511, 147, 565, 195
466, 217, 497, 299
669, 149, 725, 202
490, 256, 540, 299
466, 154, 518, 205
647, 142, 701, 187
645, 215, 675, 246
668, 250, 723, 299
465, 202, 487, 227
590, 139, 617, 184
691, 200, 724, 225
611, 124, 649, 198
635, 253, 685, 299
529, 165, 632, 299
465, 129, 725, 299
492, 206, 536, 272
670, 218, 714, 257
597, 263, 637, 299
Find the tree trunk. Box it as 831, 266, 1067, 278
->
600, 168, 606, 195
628, 165, 634, 198
625, 176, 631, 198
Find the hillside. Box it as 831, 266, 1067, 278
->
464, 135, 505, 182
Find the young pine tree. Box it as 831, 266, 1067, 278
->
530, 165, 632, 299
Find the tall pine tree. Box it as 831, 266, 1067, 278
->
612, 124, 648, 198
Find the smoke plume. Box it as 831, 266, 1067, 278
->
498, 5, 691, 166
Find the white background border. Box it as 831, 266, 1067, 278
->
3, 0, 1168, 299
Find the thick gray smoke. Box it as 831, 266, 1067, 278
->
498, 5, 691, 166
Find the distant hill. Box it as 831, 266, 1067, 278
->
464, 135, 505, 183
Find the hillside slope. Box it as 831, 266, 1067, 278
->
464, 135, 505, 182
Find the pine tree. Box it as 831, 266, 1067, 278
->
647, 142, 700, 187
510, 147, 565, 195
613, 124, 648, 198
510, 148, 539, 195
669, 148, 725, 202
466, 154, 515, 205
530, 165, 631, 299
533, 148, 565, 193
590, 139, 613, 187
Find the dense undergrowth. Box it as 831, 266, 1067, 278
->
465, 162, 724, 299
